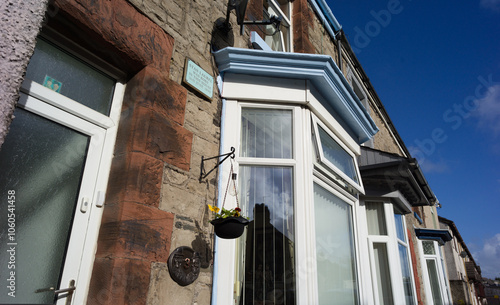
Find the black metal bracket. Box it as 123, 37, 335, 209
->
199, 147, 235, 182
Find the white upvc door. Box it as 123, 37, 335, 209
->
28, 89, 105, 304
0, 73, 123, 304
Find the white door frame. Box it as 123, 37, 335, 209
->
18, 78, 124, 304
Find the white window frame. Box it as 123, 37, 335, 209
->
394, 211, 417, 305
214, 97, 363, 304
264, 0, 292, 52
419, 240, 453, 305
359, 199, 419, 305
309, 175, 361, 305
215, 100, 309, 304
18, 40, 124, 304
214, 70, 368, 304
311, 114, 364, 194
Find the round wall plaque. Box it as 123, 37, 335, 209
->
167, 246, 201, 286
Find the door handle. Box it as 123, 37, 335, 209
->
35, 285, 75, 294
35, 279, 75, 304
54, 286, 76, 294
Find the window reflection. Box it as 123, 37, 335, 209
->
237, 166, 296, 304
242, 204, 296, 305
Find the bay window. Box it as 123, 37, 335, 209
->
215, 101, 362, 304
361, 200, 418, 305
212, 47, 379, 305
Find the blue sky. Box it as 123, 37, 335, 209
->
326, 0, 500, 279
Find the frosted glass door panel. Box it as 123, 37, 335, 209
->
0, 108, 89, 304
25, 38, 115, 115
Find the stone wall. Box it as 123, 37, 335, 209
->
122, 1, 254, 304
44, 0, 212, 304
0, 0, 49, 148
306, 1, 337, 57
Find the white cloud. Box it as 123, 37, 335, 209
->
419, 159, 448, 173
480, 0, 500, 11
408, 146, 449, 173
473, 84, 500, 134
472, 233, 500, 279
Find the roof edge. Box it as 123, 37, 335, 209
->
213, 47, 379, 143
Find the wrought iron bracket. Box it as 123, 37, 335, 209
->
199, 147, 235, 182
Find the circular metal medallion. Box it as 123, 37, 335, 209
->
167, 246, 201, 286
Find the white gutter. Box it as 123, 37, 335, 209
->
308, 0, 342, 40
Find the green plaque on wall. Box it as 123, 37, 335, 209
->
183, 58, 214, 100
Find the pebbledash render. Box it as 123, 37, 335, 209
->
0, 0, 472, 304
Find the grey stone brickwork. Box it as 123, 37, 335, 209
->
126, 1, 251, 304
0, 0, 49, 149
308, 4, 338, 58
371, 109, 406, 155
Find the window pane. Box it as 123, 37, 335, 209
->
238, 166, 295, 305
0, 108, 89, 303
263, 0, 289, 52
26, 38, 115, 115
438, 248, 451, 303
241, 109, 293, 159
394, 213, 406, 242
422, 241, 435, 255
366, 202, 387, 236
426, 259, 443, 305
398, 244, 416, 305
264, 5, 284, 52
314, 183, 358, 305
317, 126, 358, 183
373, 243, 394, 305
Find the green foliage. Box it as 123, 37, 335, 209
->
208, 204, 244, 219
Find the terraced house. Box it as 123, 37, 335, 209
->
0, 0, 465, 304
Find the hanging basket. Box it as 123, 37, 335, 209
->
211, 216, 249, 239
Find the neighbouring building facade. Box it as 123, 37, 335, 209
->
0, 0, 469, 304
483, 279, 500, 305
439, 217, 487, 305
